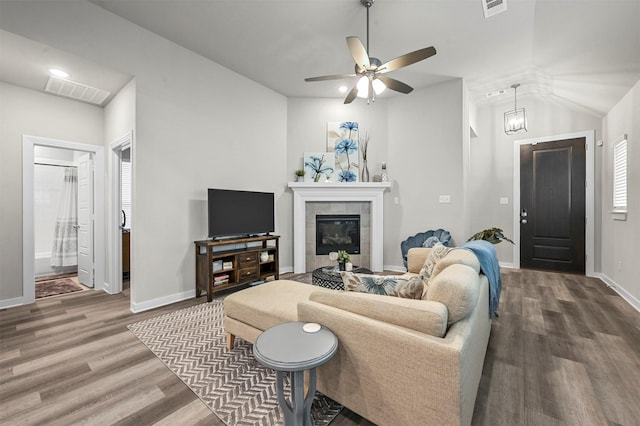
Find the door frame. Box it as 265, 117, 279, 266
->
512, 130, 595, 276
22, 135, 105, 304
107, 131, 132, 295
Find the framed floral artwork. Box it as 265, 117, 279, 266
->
327, 122, 359, 182
304, 152, 335, 182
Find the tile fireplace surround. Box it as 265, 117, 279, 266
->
288, 182, 391, 273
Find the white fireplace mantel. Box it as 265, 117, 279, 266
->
288, 182, 391, 273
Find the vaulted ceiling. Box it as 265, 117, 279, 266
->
90, 0, 640, 116
2, 0, 639, 116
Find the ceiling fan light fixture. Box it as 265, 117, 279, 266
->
304, 0, 436, 104
356, 76, 369, 98
504, 84, 527, 134
372, 78, 386, 95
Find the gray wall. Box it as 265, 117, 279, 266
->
601, 80, 639, 304
1, 1, 638, 310
0, 82, 104, 300
286, 97, 389, 271
385, 79, 466, 270
0, 1, 288, 309
286, 80, 465, 272
470, 98, 603, 264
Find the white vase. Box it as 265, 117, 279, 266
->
260, 252, 269, 262
345, 262, 353, 272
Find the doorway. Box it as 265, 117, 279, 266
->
108, 131, 132, 295
520, 138, 586, 273
22, 135, 105, 305
513, 130, 595, 276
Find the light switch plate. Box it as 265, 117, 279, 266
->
439, 195, 451, 203
500, 197, 509, 205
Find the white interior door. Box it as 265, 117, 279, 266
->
77, 153, 94, 287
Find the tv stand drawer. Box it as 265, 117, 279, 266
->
238, 267, 258, 281
238, 252, 258, 267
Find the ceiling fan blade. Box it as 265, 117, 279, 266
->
378, 46, 437, 74
377, 75, 414, 94
305, 73, 357, 82
346, 36, 370, 71
344, 84, 359, 104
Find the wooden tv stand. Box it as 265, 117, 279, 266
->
194, 235, 280, 302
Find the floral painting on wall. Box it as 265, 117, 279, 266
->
304, 152, 335, 182
327, 121, 359, 182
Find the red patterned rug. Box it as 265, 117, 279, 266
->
35, 276, 85, 299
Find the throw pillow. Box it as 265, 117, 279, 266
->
419, 243, 453, 281
341, 272, 424, 299
422, 235, 441, 248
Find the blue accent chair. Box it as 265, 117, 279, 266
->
400, 229, 452, 268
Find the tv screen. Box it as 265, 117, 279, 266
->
208, 189, 275, 239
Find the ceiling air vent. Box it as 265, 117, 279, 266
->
45, 76, 111, 106
482, 0, 507, 19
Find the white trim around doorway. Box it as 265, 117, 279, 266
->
512, 130, 595, 277
22, 135, 105, 306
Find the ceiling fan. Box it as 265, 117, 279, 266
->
305, 0, 437, 104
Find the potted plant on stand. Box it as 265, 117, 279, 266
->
467, 227, 514, 244
337, 250, 351, 271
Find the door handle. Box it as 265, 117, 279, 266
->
521, 219, 528, 224
521, 208, 528, 217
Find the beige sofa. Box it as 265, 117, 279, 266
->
224, 247, 491, 426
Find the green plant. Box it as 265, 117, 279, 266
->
467, 227, 514, 244
336, 250, 351, 263
294, 169, 305, 177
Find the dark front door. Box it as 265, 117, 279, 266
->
520, 138, 586, 273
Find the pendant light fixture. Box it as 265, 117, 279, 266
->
504, 83, 527, 135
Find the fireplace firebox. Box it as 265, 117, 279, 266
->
315, 214, 360, 255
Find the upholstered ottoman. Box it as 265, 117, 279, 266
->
224, 279, 334, 349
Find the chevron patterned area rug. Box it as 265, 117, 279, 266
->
127, 299, 342, 425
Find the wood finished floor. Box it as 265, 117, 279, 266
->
1, 270, 639, 425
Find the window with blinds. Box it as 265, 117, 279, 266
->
121, 160, 132, 229
613, 137, 627, 211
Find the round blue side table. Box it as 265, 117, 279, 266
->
253, 321, 338, 426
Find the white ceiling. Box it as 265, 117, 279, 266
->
2, 0, 639, 116
0, 30, 132, 106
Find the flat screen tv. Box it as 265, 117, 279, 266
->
208, 188, 275, 239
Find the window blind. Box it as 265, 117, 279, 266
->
121, 160, 132, 228
613, 138, 627, 210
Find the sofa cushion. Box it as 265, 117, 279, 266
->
432, 248, 481, 277
308, 290, 448, 337
424, 264, 480, 324
224, 280, 333, 331
341, 272, 424, 299
406, 247, 431, 274
419, 243, 453, 281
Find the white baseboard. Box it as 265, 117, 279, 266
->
0, 296, 27, 310
279, 266, 294, 274
499, 262, 515, 269
130, 289, 196, 313
595, 273, 640, 313
384, 264, 406, 273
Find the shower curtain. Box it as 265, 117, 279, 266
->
50, 167, 78, 267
